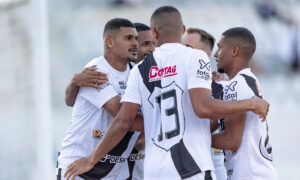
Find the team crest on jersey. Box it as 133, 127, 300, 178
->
196, 59, 211, 80
224, 81, 238, 101
149, 65, 177, 82
92, 129, 103, 139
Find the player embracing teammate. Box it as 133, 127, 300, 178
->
58, 5, 277, 180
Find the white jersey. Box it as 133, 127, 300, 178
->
215, 68, 277, 180
121, 43, 214, 180
58, 56, 139, 180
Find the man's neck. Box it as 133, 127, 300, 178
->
104, 52, 128, 72
227, 63, 249, 80
156, 36, 181, 47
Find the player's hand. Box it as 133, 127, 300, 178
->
212, 70, 227, 82
64, 157, 94, 180
72, 66, 108, 89
134, 133, 145, 151
250, 96, 270, 121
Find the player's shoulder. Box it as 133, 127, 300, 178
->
176, 43, 208, 58
85, 56, 101, 67
85, 56, 110, 74
234, 68, 262, 97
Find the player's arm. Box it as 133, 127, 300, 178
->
212, 112, 246, 151
65, 66, 108, 107
103, 96, 144, 131
188, 51, 269, 120
210, 118, 219, 133
189, 88, 268, 119
64, 102, 140, 180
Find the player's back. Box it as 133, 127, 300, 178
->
132, 43, 214, 179
221, 68, 277, 180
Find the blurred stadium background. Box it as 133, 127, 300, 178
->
0, 0, 299, 179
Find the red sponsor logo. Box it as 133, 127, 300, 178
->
149, 65, 177, 82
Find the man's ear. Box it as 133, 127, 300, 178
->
182, 25, 186, 34
151, 28, 159, 40
232, 45, 240, 57
105, 37, 113, 49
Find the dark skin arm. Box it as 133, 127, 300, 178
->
103, 96, 143, 132
212, 112, 246, 151
210, 118, 219, 133
64, 102, 140, 180
65, 66, 108, 107
189, 88, 269, 120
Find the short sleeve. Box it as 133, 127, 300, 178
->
187, 50, 212, 90
77, 69, 118, 109
121, 65, 141, 105
235, 76, 258, 101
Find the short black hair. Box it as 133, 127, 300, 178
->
103, 18, 134, 38
222, 27, 256, 58
151, 6, 181, 21
134, 23, 150, 32
150, 6, 183, 37
187, 28, 215, 51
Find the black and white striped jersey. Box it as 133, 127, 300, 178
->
121, 43, 214, 180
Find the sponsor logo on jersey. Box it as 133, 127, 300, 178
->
100, 154, 127, 163
129, 153, 145, 161
96, 81, 111, 93
92, 129, 104, 139
196, 59, 211, 80
149, 65, 177, 82
119, 81, 127, 89
224, 81, 238, 101
199, 59, 211, 71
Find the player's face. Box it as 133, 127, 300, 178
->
137, 30, 155, 62
214, 36, 231, 73
112, 27, 138, 62
182, 33, 211, 56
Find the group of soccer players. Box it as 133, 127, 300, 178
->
57, 5, 277, 180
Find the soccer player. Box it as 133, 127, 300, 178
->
64, 22, 155, 107
62, 22, 154, 180
182, 27, 215, 57
183, 27, 227, 180
57, 18, 143, 180
132, 22, 155, 64
64, 6, 270, 180
211, 27, 277, 179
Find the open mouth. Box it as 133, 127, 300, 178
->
129, 48, 138, 56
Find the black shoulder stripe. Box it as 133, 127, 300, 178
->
138, 53, 161, 93
240, 74, 262, 99
211, 81, 224, 100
